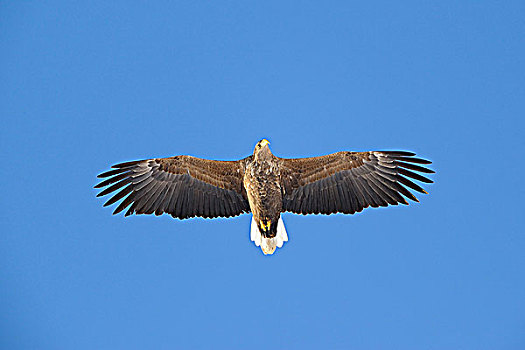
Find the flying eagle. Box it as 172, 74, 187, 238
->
95, 139, 434, 254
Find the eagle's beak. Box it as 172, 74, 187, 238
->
260, 139, 270, 147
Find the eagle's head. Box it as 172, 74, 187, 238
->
254, 139, 272, 160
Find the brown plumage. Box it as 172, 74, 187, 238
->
95, 139, 434, 254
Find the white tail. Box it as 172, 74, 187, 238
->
250, 216, 288, 255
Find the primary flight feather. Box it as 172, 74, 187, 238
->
95, 139, 434, 254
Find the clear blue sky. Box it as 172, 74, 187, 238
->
1, 1, 524, 349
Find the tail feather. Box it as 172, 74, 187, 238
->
250, 216, 288, 255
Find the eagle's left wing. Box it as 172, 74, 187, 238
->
278, 151, 434, 215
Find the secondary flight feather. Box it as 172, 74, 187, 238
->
95, 139, 434, 254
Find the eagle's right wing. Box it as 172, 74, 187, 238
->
95, 155, 252, 219
278, 151, 434, 215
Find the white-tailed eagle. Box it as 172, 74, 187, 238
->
95, 140, 434, 254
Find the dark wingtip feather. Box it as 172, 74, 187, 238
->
103, 184, 133, 207
381, 150, 416, 156
112, 160, 143, 169
125, 202, 138, 216
398, 168, 434, 184
394, 160, 435, 174
392, 182, 419, 202
397, 175, 427, 194
94, 172, 130, 189
97, 168, 128, 178
113, 193, 135, 215
395, 156, 432, 165
97, 178, 132, 197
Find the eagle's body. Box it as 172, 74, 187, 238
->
244, 142, 282, 236
95, 139, 434, 255
243, 141, 287, 253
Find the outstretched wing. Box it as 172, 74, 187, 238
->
95, 155, 252, 219
279, 151, 434, 215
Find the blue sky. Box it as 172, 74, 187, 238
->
1, 1, 524, 349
